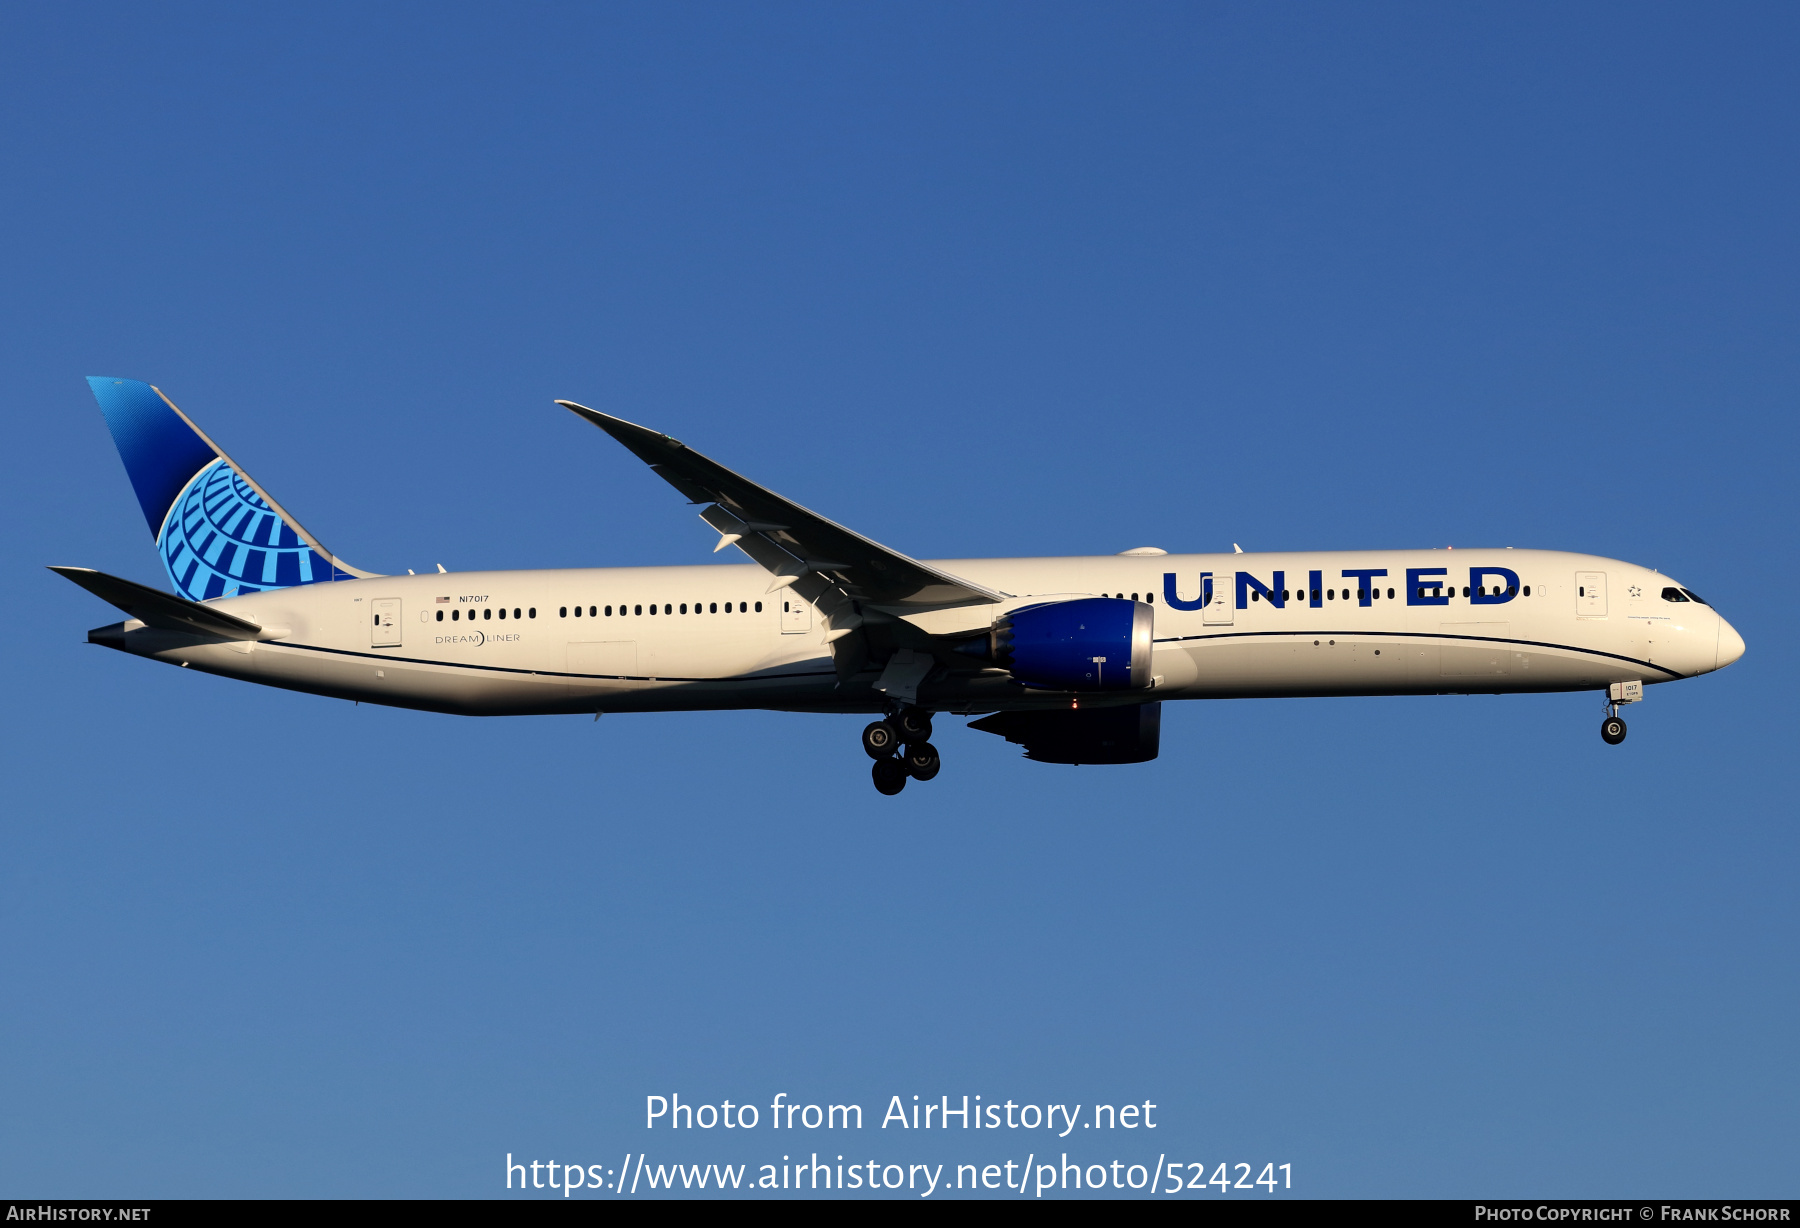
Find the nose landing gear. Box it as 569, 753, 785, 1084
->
864, 708, 940, 794
1600, 680, 1641, 745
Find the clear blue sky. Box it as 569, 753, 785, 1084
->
3, 2, 1795, 1199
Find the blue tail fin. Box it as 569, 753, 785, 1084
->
86, 377, 373, 600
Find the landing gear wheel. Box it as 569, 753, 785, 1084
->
862, 720, 900, 759
872, 758, 908, 795
903, 742, 941, 781
896, 708, 934, 742
1601, 715, 1627, 745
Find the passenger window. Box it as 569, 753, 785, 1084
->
1661, 587, 1689, 602
586, 606, 593, 617
498, 608, 506, 619
649, 604, 657, 615
681, 604, 687, 614
484, 608, 492, 620
664, 604, 671, 615
634, 604, 642, 616
1251, 591, 1260, 602
710, 602, 717, 613
1146, 592, 1153, 604
558, 607, 566, 617
574, 605, 582, 617
452, 609, 460, 621
1131, 593, 1139, 602
754, 602, 763, 612
529, 608, 536, 618
1462, 586, 1470, 597
435, 610, 443, 622
1387, 588, 1394, 599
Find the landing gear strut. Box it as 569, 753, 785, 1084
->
864, 708, 940, 794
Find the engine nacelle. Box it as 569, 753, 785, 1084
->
981, 597, 1153, 691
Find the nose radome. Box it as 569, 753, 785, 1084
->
1716, 617, 1746, 670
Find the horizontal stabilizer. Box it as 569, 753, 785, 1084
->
49, 566, 264, 640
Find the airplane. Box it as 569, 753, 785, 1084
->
55, 377, 1746, 794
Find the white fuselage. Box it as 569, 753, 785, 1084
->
95, 548, 1742, 718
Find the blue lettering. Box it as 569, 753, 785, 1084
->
1309, 569, 1322, 608
1236, 571, 1286, 609
1407, 567, 1449, 606
1341, 568, 1388, 608
1470, 566, 1520, 605
1163, 572, 1212, 612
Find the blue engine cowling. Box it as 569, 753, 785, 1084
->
982, 597, 1153, 691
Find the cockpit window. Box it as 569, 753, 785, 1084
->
1680, 588, 1708, 606
1661, 587, 1689, 602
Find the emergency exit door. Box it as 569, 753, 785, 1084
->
1575, 572, 1607, 617
372, 598, 402, 646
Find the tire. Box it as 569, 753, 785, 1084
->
903, 742, 941, 781
1601, 716, 1627, 745
872, 758, 908, 795
862, 720, 900, 759
896, 709, 934, 742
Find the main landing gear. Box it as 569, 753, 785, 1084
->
1601, 712, 1627, 745
864, 708, 939, 795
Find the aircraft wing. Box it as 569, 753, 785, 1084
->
559, 402, 1005, 612
50, 565, 265, 639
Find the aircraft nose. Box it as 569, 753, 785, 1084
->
1716, 617, 1746, 670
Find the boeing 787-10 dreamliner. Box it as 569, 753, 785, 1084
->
55, 378, 1745, 794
